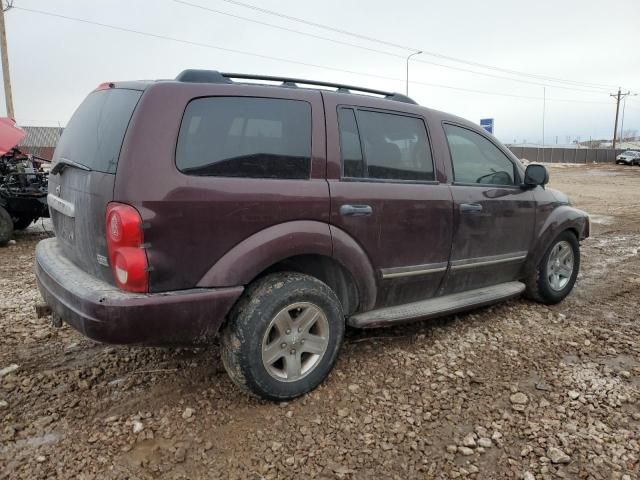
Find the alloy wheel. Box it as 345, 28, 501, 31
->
546, 240, 574, 291
261, 302, 330, 382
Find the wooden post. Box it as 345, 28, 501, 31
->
0, 0, 14, 118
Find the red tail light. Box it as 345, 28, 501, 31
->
105, 203, 148, 293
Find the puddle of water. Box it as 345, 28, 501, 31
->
568, 169, 626, 177
0, 432, 61, 454
120, 437, 177, 468
591, 234, 639, 257
589, 215, 616, 225
581, 234, 639, 280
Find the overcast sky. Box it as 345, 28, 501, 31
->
4, 0, 640, 144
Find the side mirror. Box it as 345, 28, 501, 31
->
523, 164, 549, 188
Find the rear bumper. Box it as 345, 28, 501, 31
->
35, 238, 243, 345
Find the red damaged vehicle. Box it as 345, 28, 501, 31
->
0, 118, 49, 245
35, 71, 590, 400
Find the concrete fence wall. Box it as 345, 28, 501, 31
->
507, 147, 626, 164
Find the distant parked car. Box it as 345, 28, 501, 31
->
35, 70, 590, 401
616, 150, 640, 165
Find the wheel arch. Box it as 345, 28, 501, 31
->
252, 254, 360, 316
525, 206, 588, 275
197, 220, 377, 314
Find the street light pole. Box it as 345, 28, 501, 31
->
542, 86, 546, 148
405, 51, 422, 96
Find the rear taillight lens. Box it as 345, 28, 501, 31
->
105, 203, 148, 293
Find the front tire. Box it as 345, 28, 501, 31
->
221, 272, 345, 401
526, 231, 580, 304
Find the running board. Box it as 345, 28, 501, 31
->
348, 281, 525, 329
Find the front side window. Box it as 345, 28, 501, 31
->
444, 124, 516, 185
337, 107, 434, 182
176, 97, 312, 179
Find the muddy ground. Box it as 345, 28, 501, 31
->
1, 163, 639, 479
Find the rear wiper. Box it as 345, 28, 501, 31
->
50, 157, 92, 175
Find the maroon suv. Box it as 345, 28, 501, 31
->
35, 70, 590, 400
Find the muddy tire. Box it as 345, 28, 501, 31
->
526, 231, 580, 305
220, 272, 345, 401
0, 206, 13, 246
12, 215, 34, 231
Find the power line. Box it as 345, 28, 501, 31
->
174, 0, 608, 95
217, 0, 621, 91
8, 6, 615, 106
174, 0, 401, 59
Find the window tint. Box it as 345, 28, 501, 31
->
54, 89, 142, 174
356, 110, 434, 181
337, 108, 364, 178
444, 124, 516, 185
176, 97, 311, 179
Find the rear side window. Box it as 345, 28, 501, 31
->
54, 89, 142, 174
337, 107, 434, 182
444, 124, 516, 185
176, 97, 312, 179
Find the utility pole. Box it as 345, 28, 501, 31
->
610, 87, 631, 151
0, 0, 14, 118
405, 51, 422, 96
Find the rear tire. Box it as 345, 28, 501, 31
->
526, 231, 580, 304
220, 272, 344, 401
0, 206, 13, 246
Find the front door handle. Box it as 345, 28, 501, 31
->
460, 203, 483, 213
340, 204, 373, 217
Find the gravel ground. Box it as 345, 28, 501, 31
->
1, 163, 639, 479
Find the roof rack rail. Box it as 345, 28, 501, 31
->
174, 69, 417, 105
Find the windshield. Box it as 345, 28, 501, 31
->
53, 88, 142, 173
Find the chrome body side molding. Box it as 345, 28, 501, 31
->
380, 262, 448, 279
449, 251, 528, 271
380, 251, 528, 279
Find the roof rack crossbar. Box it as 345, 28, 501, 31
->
174, 70, 417, 104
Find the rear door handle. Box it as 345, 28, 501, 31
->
340, 204, 373, 217
460, 203, 483, 213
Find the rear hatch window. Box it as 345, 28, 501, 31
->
53, 88, 142, 173
48, 87, 142, 283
